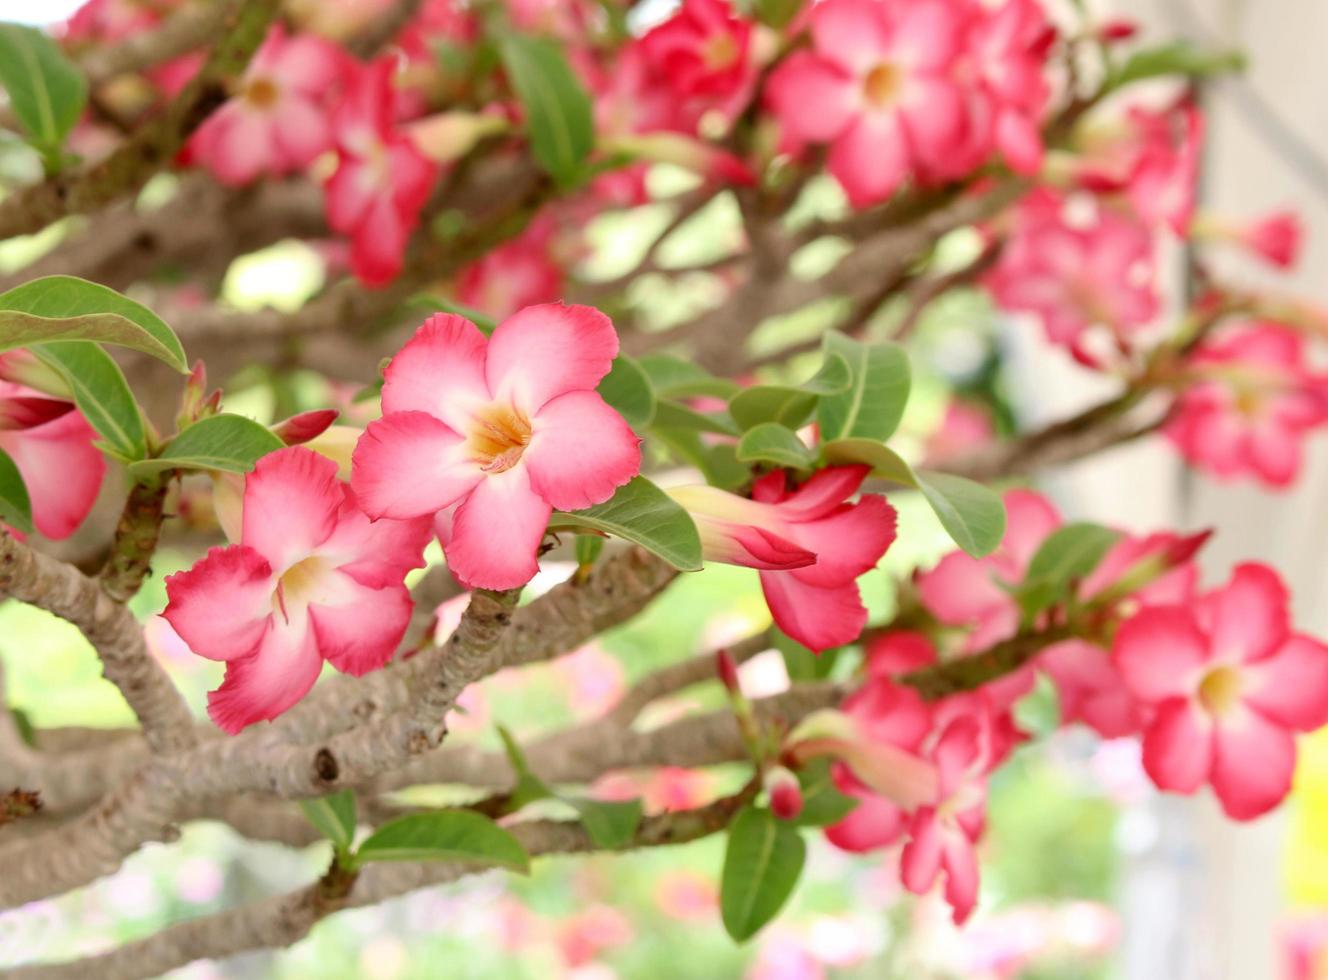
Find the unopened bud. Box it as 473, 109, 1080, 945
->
765, 766, 803, 821
717, 648, 741, 695
272, 409, 339, 446
1097, 18, 1138, 42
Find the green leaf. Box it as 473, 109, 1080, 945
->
736, 423, 816, 470
499, 34, 594, 185
356, 811, 530, 871
820, 439, 1005, 558
299, 790, 357, 854
32, 342, 146, 461
0, 446, 33, 535
794, 759, 859, 828
127, 413, 283, 477
0, 24, 86, 162
0, 276, 187, 372
771, 629, 838, 681
406, 294, 498, 334
1018, 522, 1120, 615
496, 724, 556, 809
653, 428, 749, 491
720, 806, 806, 942
566, 797, 643, 849
815, 334, 911, 443
651, 398, 740, 436
727, 353, 850, 432
597, 355, 656, 429
574, 533, 605, 567
1111, 40, 1245, 90
637, 354, 739, 399
553, 476, 702, 571
915, 470, 1006, 559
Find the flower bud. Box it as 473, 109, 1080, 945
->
765, 766, 803, 821
716, 648, 741, 695
272, 409, 339, 446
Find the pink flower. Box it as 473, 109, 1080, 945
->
351, 305, 641, 589
667, 466, 897, 651
639, 0, 754, 105
455, 220, 564, 321
765, 0, 967, 207
1113, 563, 1328, 819
0, 371, 105, 540
900, 716, 988, 924
164, 447, 431, 733
987, 190, 1158, 363
324, 59, 440, 286
190, 27, 346, 186
1165, 321, 1328, 487
1238, 211, 1303, 269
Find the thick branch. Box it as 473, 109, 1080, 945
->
898, 627, 1077, 700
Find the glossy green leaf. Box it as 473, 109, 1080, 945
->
552, 476, 702, 571
0, 24, 86, 160
566, 797, 643, 849
597, 355, 656, 428
299, 790, 357, 854
821, 439, 1005, 558
127, 413, 283, 477
0, 276, 187, 372
771, 629, 838, 682
736, 423, 816, 470
496, 724, 556, 809
0, 446, 33, 535
815, 334, 911, 443
637, 354, 739, 399
1018, 522, 1120, 615
356, 811, 530, 871
499, 34, 594, 185
1111, 40, 1245, 90
727, 353, 850, 432
915, 470, 1007, 559
32, 342, 146, 461
720, 805, 806, 942
653, 428, 749, 491
651, 398, 741, 436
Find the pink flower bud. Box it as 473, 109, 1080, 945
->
272, 409, 339, 446
765, 766, 803, 821
716, 648, 741, 695
1240, 211, 1303, 269
1097, 18, 1138, 42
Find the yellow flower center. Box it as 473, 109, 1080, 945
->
244, 76, 280, 109
704, 33, 740, 71
1198, 665, 1243, 716
468, 403, 532, 474
863, 63, 902, 108
274, 555, 331, 621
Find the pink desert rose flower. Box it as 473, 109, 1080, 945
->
165, 447, 432, 733
325, 59, 440, 286
351, 305, 641, 590
766, 0, 967, 207
1165, 321, 1328, 487
1113, 563, 1328, 819
667, 466, 897, 652
900, 716, 988, 924
455, 220, 564, 322
639, 0, 754, 104
987, 191, 1158, 364
190, 27, 346, 186
0, 372, 105, 540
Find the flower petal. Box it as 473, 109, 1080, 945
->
446, 466, 551, 590
788, 494, 896, 587
811, 0, 891, 74
1202, 562, 1289, 663
0, 411, 105, 541
1210, 707, 1296, 820
309, 574, 413, 676
242, 447, 343, 571
164, 545, 274, 662
760, 572, 867, 653
1141, 698, 1213, 794
485, 304, 620, 414
207, 616, 323, 734
351, 411, 481, 520
1242, 634, 1328, 731
765, 51, 859, 144
915, 551, 1007, 626
382, 313, 492, 431
322, 486, 433, 589
828, 111, 909, 208
1113, 606, 1209, 702
524, 390, 641, 510
900, 807, 943, 895
824, 777, 908, 852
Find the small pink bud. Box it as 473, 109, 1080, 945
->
717, 649, 741, 695
1240, 211, 1303, 269
765, 766, 803, 821
272, 409, 339, 446
1097, 18, 1138, 42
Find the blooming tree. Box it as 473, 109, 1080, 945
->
0, 0, 1323, 973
